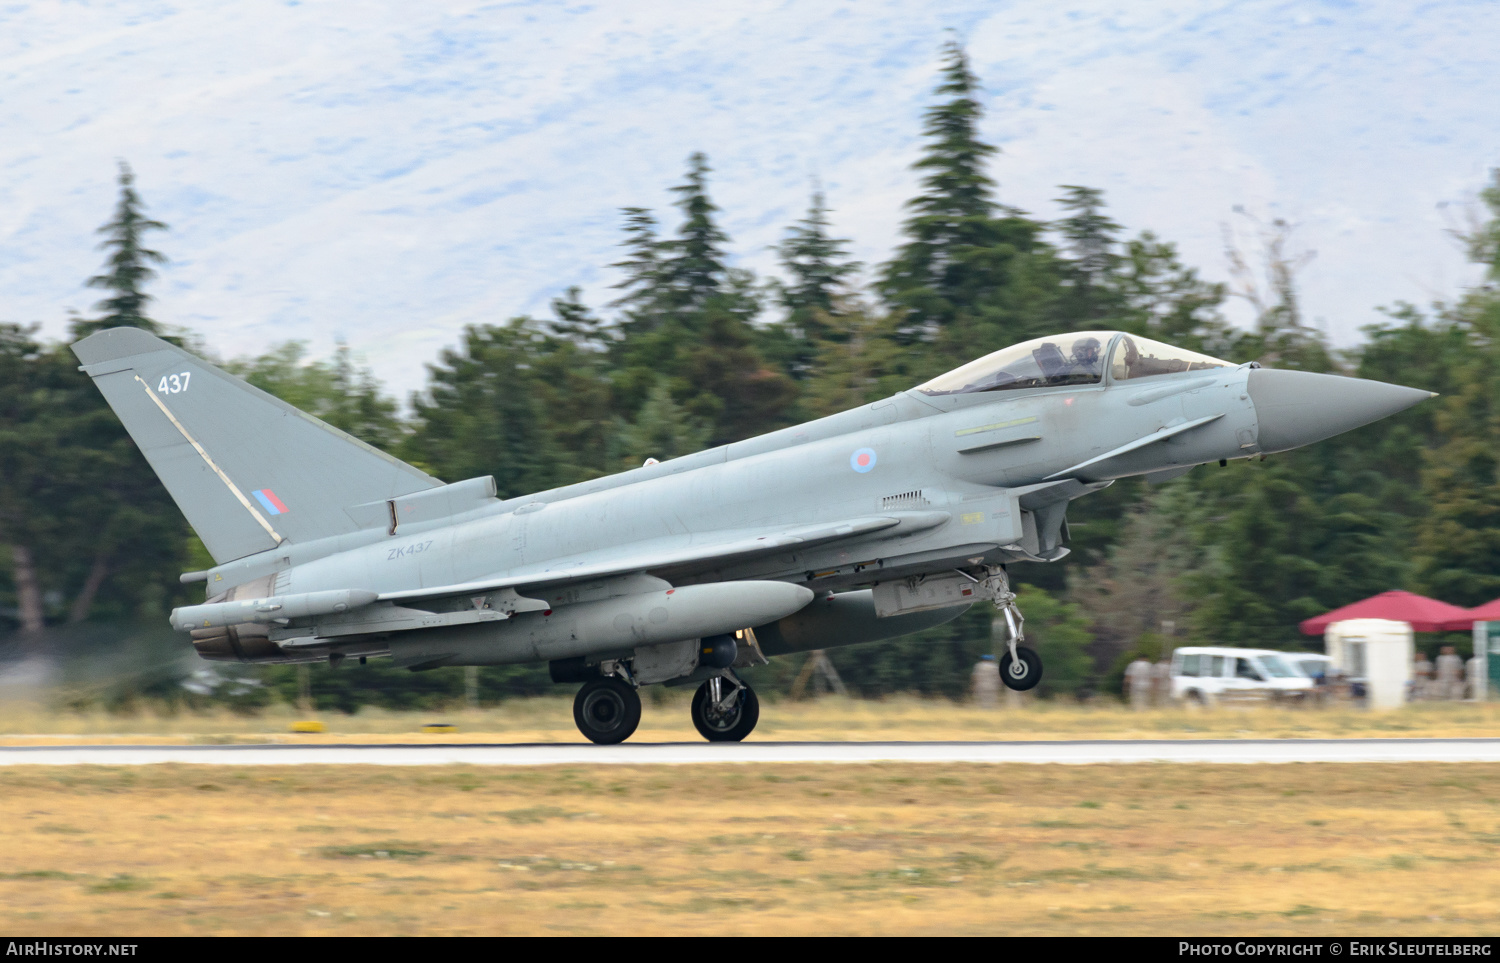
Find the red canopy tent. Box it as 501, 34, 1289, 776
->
1299, 590, 1473, 635
1440, 598, 1500, 632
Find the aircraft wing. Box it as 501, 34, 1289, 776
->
376, 512, 947, 604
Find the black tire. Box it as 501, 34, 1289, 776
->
691, 680, 760, 742
999, 646, 1043, 692
573, 677, 642, 745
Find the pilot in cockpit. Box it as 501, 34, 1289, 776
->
1030, 335, 1106, 385
1069, 337, 1103, 377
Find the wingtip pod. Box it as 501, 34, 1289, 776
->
1248, 368, 1436, 454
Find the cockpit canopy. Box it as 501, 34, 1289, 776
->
1109, 334, 1232, 382
914, 331, 1232, 397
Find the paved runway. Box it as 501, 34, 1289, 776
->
1, 738, 1499, 766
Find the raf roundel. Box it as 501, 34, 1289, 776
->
850, 447, 877, 473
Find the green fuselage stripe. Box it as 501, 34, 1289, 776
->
954, 416, 1039, 437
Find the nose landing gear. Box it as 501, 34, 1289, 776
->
999, 645, 1043, 690
691, 673, 760, 742
989, 567, 1043, 692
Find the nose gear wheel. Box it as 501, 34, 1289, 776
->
999, 645, 1043, 691
988, 566, 1043, 691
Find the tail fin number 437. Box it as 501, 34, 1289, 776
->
157, 372, 190, 394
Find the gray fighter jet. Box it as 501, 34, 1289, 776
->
71, 327, 1432, 743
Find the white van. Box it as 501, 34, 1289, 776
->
1170, 646, 1315, 703
1286, 652, 1333, 681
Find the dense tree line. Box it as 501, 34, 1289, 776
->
3, 45, 1497, 709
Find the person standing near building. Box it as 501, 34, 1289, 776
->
1413, 650, 1434, 701
1436, 646, 1464, 701
1152, 655, 1174, 707
1126, 656, 1153, 710
972, 654, 1000, 709
1468, 651, 1486, 702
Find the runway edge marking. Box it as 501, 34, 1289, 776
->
2, 739, 1500, 766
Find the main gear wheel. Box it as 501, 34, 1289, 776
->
691, 676, 759, 742
573, 676, 642, 744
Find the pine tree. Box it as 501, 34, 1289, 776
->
10, 162, 193, 629
0, 326, 51, 631
1184, 448, 1409, 649
1115, 233, 1230, 351
79, 162, 168, 335
877, 40, 1003, 336
531, 305, 617, 481
405, 322, 560, 497
906, 42, 996, 229
616, 381, 711, 465
664, 152, 730, 311
776, 189, 861, 340
1413, 293, 1500, 606
680, 305, 798, 445
1457, 167, 1500, 282
610, 207, 667, 323
802, 302, 907, 415
604, 155, 793, 445
548, 286, 610, 349
1054, 185, 1122, 324
608, 154, 737, 329
0, 326, 189, 632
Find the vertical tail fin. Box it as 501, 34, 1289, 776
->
72, 327, 441, 563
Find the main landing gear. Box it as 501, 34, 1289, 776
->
690, 674, 760, 742
572, 670, 760, 744
990, 567, 1043, 692
573, 676, 642, 744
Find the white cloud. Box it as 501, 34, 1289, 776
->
2, 0, 1495, 396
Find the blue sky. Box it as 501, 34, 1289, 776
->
3, 1, 1497, 396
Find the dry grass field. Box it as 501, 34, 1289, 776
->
1, 762, 1498, 936
3, 695, 1500, 745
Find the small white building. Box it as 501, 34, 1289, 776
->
1325, 618, 1413, 709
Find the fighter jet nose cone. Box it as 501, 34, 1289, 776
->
1249, 368, 1435, 454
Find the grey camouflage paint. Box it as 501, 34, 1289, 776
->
71, 327, 1432, 678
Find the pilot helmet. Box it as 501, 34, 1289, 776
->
1073, 337, 1102, 366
